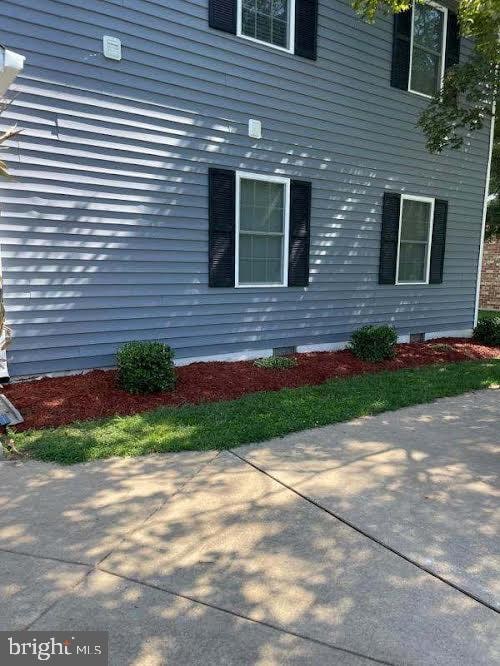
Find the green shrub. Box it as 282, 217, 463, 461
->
117, 341, 175, 394
473, 317, 500, 346
254, 356, 298, 369
350, 325, 398, 362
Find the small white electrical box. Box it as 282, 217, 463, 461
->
103, 35, 122, 61
248, 119, 262, 139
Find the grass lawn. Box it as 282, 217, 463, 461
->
479, 310, 500, 321
12, 359, 500, 465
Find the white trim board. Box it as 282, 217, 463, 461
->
9, 331, 475, 381
175, 348, 274, 366
425, 329, 473, 341
474, 110, 497, 327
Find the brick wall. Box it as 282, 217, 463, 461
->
480, 237, 500, 310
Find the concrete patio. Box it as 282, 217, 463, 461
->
1, 390, 499, 665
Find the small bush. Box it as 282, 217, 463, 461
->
254, 356, 298, 369
117, 341, 175, 394
473, 317, 500, 346
350, 325, 398, 362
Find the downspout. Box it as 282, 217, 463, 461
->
473, 78, 497, 327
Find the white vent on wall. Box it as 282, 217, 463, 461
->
248, 119, 262, 139
103, 36, 122, 61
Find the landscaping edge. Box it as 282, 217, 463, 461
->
11, 359, 500, 465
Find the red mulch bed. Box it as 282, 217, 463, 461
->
3, 339, 499, 432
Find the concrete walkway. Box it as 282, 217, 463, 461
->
0, 390, 499, 665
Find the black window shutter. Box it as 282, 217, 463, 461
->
429, 199, 448, 284
208, 0, 237, 34
391, 9, 412, 90
288, 180, 311, 287
294, 0, 318, 60
379, 192, 401, 285
208, 168, 235, 287
445, 11, 460, 71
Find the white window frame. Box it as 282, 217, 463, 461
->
408, 0, 448, 99
236, 0, 296, 54
235, 171, 290, 288
396, 194, 435, 286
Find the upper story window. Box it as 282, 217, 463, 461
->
209, 0, 317, 60
390, 1, 459, 97
409, 1, 447, 97
238, 0, 295, 52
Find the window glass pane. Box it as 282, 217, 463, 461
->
239, 234, 283, 284
242, 8, 256, 37
256, 13, 272, 43
398, 243, 427, 282
413, 4, 444, 51
240, 179, 284, 233
241, 0, 288, 47
401, 199, 431, 242
411, 3, 444, 95
273, 0, 287, 19
411, 48, 441, 96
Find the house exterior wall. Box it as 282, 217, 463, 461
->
480, 237, 500, 311
0, 0, 490, 377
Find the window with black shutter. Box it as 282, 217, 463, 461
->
379, 192, 448, 286
391, 1, 460, 97
208, 0, 318, 59
208, 169, 311, 288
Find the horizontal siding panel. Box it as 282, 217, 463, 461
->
10, 311, 476, 355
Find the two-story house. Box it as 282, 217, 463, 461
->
0, 0, 493, 377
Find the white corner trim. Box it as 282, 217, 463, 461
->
474, 109, 497, 328
175, 349, 274, 367
0, 249, 9, 380
425, 329, 473, 341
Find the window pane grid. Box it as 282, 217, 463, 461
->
238, 177, 287, 286
410, 2, 444, 96
397, 198, 432, 284
239, 233, 284, 284
241, 0, 289, 48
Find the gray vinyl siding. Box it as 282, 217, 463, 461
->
0, 0, 489, 376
